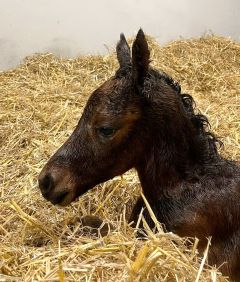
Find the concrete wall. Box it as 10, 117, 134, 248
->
0, 0, 239, 70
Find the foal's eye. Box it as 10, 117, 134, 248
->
98, 127, 116, 138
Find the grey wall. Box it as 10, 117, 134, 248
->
0, 0, 239, 70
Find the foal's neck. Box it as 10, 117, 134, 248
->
136, 98, 220, 202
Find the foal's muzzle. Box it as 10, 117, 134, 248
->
38, 167, 75, 206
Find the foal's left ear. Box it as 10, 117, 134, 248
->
116, 33, 131, 68
132, 29, 150, 87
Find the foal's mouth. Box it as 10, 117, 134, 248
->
43, 190, 74, 206
41, 181, 96, 207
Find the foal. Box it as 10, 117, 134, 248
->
39, 30, 240, 280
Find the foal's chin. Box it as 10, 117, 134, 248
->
44, 191, 76, 206
50, 184, 95, 206
55, 193, 76, 206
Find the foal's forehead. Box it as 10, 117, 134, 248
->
95, 77, 124, 97
88, 77, 131, 108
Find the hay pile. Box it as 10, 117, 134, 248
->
0, 35, 239, 281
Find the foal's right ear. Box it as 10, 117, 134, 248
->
116, 33, 131, 69
132, 29, 150, 87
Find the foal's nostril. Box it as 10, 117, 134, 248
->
39, 174, 54, 193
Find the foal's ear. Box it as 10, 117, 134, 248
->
132, 29, 150, 87
116, 33, 131, 68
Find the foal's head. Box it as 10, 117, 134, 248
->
38, 30, 152, 205
38, 29, 217, 206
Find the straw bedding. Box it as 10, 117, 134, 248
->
0, 35, 239, 281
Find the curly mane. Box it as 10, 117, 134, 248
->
157, 69, 222, 161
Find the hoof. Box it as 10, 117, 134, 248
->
80, 215, 114, 237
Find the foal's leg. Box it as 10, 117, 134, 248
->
129, 196, 161, 239
128, 197, 145, 226
128, 197, 150, 238
80, 215, 112, 237
68, 215, 113, 237
128, 196, 154, 228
